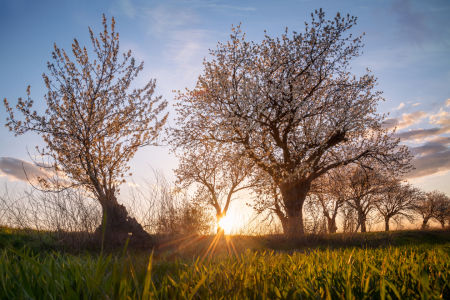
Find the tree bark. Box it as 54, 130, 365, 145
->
421, 218, 429, 230
326, 216, 338, 233
280, 181, 310, 236
279, 217, 289, 234
95, 194, 150, 245
385, 217, 390, 231
358, 211, 367, 233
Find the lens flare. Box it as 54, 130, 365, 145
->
218, 216, 233, 233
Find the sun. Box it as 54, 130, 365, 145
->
217, 215, 234, 234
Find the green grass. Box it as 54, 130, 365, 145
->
0, 226, 58, 254
1, 227, 450, 299
0, 243, 449, 299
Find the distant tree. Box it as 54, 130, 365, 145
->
309, 168, 351, 233
247, 171, 288, 232
344, 166, 387, 233
374, 180, 422, 231
340, 202, 358, 233
4, 16, 168, 240
173, 144, 256, 234
171, 10, 411, 236
415, 190, 448, 229
431, 193, 450, 228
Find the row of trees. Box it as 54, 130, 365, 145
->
309, 167, 450, 232
3, 11, 447, 242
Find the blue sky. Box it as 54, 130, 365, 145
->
1, 0, 450, 200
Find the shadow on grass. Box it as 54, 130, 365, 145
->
1, 225, 449, 258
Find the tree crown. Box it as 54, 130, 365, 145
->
4, 15, 168, 201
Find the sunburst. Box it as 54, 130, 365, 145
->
217, 215, 234, 234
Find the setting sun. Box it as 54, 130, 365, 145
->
218, 215, 234, 234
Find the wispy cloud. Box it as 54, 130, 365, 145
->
405, 137, 450, 179
0, 157, 52, 184
410, 136, 450, 156
393, 102, 405, 110
0, 157, 73, 188
205, 4, 256, 13
146, 5, 200, 34
158, 29, 215, 88
385, 111, 428, 131
395, 126, 450, 141
412, 103, 421, 107
430, 108, 450, 126
111, 0, 137, 19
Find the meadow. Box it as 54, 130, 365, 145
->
1, 228, 450, 299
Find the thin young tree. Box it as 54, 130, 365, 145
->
344, 166, 387, 233
309, 168, 350, 233
374, 180, 421, 231
174, 144, 256, 234
4, 15, 168, 240
172, 10, 411, 236
249, 172, 288, 232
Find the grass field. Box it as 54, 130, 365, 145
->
1, 227, 449, 299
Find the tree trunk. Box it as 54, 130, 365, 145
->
421, 218, 429, 230
385, 216, 390, 231
278, 215, 289, 234
357, 210, 367, 233
280, 181, 310, 236
95, 194, 150, 246
326, 216, 338, 233
216, 212, 225, 235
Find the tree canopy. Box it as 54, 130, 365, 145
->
172, 10, 412, 235
4, 15, 168, 240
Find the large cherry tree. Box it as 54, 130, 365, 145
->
172, 10, 411, 236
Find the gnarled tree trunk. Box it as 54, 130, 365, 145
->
421, 217, 429, 230
280, 181, 311, 236
95, 193, 150, 246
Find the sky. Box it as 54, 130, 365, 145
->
1, 0, 450, 215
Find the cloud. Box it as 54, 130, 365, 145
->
430, 108, 450, 126
0, 157, 51, 183
395, 126, 450, 141
393, 103, 405, 110
110, 0, 137, 19
446, 99, 450, 107
403, 137, 450, 179
412, 103, 421, 107
405, 152, 450, 179
118, 0, 136, 18
146, 5, 200, 34
154, 28, 216, 90
409, 136, 450, 156
0, 157, 69, 187
385, 111, 428, 131
205, 4, 256, 13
